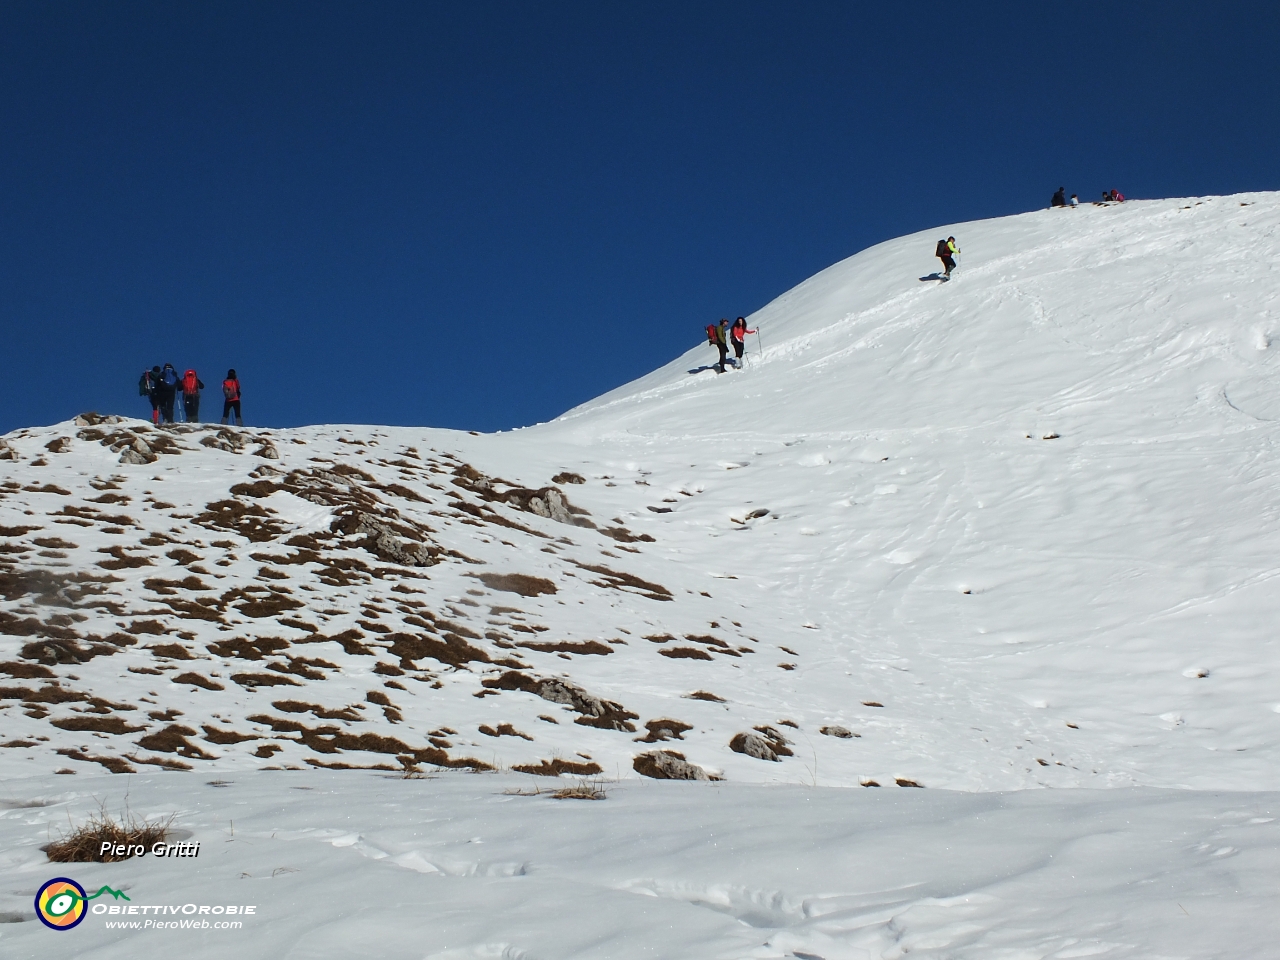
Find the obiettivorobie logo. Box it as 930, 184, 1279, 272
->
35, 877, 257, 932
35, 878, 130, 931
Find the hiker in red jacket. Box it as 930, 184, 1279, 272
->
729, 317, 756, 368
220, 369, 243, 426
181, 369, 205, 423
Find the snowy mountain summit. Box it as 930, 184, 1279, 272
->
3, 192, 1280, 792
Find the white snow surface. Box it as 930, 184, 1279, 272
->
2, 192, 1279, 956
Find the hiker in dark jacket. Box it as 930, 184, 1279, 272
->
181, 369, 205, 423
712, 319, 730, 373
143, 365, 162, 424
220, 369, 243, 426
1051, 187, 1067, 207
156, 363, 180, 423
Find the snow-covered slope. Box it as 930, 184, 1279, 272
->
7, 192, 1278, 791
3, 192, 1280, 957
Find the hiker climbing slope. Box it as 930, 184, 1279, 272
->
730, 317, 756, 368
705, 319, 730, 373
935, 236, 959, 279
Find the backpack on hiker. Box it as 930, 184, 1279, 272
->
182, 370, 200, 395
706, 323, 718, 345
138, 370, 152, 396
936, 239, 951, 258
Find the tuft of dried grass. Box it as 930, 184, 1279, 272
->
551, 778, 607, 801
46, 803, 174, 862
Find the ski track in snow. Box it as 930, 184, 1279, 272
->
2, 192, 1279, 956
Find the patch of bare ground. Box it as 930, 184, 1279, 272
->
148, 643, 197, 660
18, 635, 123, 665
254, 744, 281, 758
481, 671, 638, 732
144, 576, 211, 594
32, 536, 78, 549
50, 716, 146, 735
46, 806, 173, 862
294, 628, 374, 656
171, 672, 225, 691
194, 499, 287, 542
635, 718, 693, 743
202, 725, 260, 744
136, 725, 217, 759
166, 548, 201, 564
659, 646, 714, 660
55, 748, 135, 774
127, 753, 193, 770
684, 689, 726, 702
644, 633, 676, 643
633, 750, 717, 781
478, 723, 533, 740
272, 700, 363, 722
207, 636, 290, 660
306, 758, 398, 771
96, 545, 153, 570
232, 672, 300, 689
570, 562, 672, 601
512, 758, 603, 777
477, 572, 557, 597
386, 632, 491, 669
895, 778, 924, 788
244, 714, 492, 769
683, 634, 739, 656
236, 591, 303, 618
0, 661, 54, 679
599, 526, 655, 543
517, 639, 613, 656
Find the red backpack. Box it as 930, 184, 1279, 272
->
182, 370, 199, 395
706, 323, 718, 344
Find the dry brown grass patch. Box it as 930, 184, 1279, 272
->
46, 805, 174, 862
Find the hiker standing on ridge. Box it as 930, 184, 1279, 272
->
156, 363, 179, 423
140, 365, 161, 424
1051, 187, 1067, 207
705, 319, 730, 373
936, 236, 959, 279
220, 369, 243, 426
730, 317, 756, 368
181, 368, 205, 423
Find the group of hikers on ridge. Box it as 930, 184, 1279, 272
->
138, 365, 243, 426
705, 317, 757, 373
1052, 186, 1125, 207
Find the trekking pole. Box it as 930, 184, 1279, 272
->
755, 326, 764, 361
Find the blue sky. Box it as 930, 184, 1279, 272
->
1, 2, 1277, 433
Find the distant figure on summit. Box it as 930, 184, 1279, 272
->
220, 369, 243, 426
1051, 187, 1067, 207
156, 363, 180, 424
181, 369, 205, 423
935, 236, 959, 279
1070, 193, 1079, 207
1110, 189, 1125, 202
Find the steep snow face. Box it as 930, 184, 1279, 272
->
2, 193, 1280, 793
